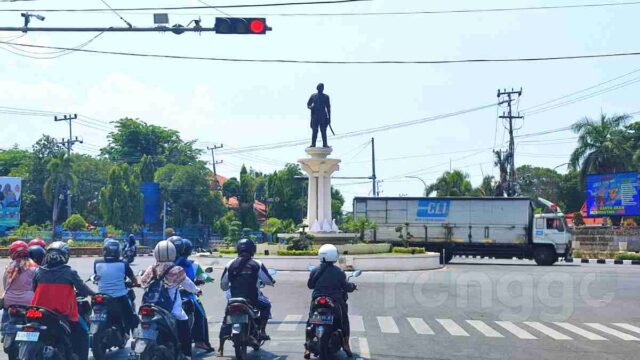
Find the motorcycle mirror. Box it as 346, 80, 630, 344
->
307, 264, 315, 272
352, 269, 363, 278
268, 268, 278, 276
204, 267, 214, 273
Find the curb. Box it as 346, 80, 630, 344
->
570, 258, 640, 265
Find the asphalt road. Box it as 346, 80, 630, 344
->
2, 256, 640, 359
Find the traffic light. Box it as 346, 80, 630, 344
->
214, 17, 271, 35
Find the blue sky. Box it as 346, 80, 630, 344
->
1, 0, 639, 211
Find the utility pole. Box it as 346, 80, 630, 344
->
55, 114, 81, 217
497, 88, 523, 197
207, 144, 224, 190
371, 137, 377, 197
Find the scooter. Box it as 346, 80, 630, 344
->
2, 305, 28, 360
124, 247, 136, 264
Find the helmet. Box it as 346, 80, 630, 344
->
103, 240, 121, 259
153, 240, 176, 263
28, 245, 46, 265
168, 236, 186, 257
181, 239, 193, 257
28, 238, 47, 248
128, 234, 135, 240
236, 239, 256, 258
318, 244, 339, 263
9, 241, 29, 260
44, 241, 70, 267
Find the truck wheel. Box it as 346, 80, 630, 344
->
534, 247, 555, 266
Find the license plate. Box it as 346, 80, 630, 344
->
90, 313, 107, 322
135, 328, 157, 340
226, 314, 248, 324
15, 331, 39, 342
310, 314, 334, 325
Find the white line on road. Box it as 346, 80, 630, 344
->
584, 323, 640, 341
553, 322, 608, 340
523, 322, 572, 340
612, 323, 640, 335
377, 316, 400, 333
350, 315, 365, 332
495, 321, 537, 339
357, 337, 371, 360
407, 318, 435, 335
277, 314, 303, 332
466, 320, 503, 338
436, 319, 469, 336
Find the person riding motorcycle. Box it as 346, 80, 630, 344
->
31, 241, 96, 360
28, 238, 47, 249
93, 239, 140, 334
27, 245, 46, 265
2, 241, 38, 325
304, 244, 357, 359
170, 237, 215, 353
218, 238, 275, 356
123, 234, 137, 256
140, 240, 199, 359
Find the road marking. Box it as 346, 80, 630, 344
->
612, 323, 640, 335
553, 322, 608, 340
436, 319, 469, 336
277, 314, 303, 332
523, 322, 572, 340
407, 318, 434, 335
357, 337, 371, 359
350, 315, 365, 332
466, 320, 503, 338
376, 316, 399, 333
584, 323, 640, 341
495, 321, 537, 339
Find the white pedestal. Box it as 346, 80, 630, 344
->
299, 147, 340, 233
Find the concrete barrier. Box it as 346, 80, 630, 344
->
256, 243, 392, 255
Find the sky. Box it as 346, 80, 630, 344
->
1, 0, 639, 212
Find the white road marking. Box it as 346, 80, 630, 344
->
407, 318, 435, 335
523, 322, 572, 340
612, 323, 640, 335
357, 337, 371, 359
495, 321, 537, 339
436, 319, 469, 336
466, 320, 503, 338
277, 314, 303, 332
584, 323, 640, 341
377, 316, 399, 333
350, 315, 365, 332
553, 322, 608, 340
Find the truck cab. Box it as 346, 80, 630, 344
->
531, 198, 572, 265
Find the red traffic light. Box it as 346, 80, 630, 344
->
215, 17, 270, 35
250, 19, 265, 34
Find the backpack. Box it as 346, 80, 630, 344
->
142, 265, 177, 312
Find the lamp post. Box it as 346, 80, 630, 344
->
406, 176, 428, 196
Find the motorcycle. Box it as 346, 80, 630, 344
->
15, 295, 92, 360
179, 267, 214, 347
124, 246, 136, 264
305, 266, 362, 360
222, 268, 277, 360
2, 305, 28, 360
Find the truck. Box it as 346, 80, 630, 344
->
352, 196, 571, 266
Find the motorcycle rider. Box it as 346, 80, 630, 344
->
28, 238, 47, 249
218, 238, 275, 356
2, 241, 38, 325
27, 245, 46, 265
305, 244, 357, 359
31, 241, 96, 360
93, 239, 140, 334
123, 234, 137, 257
140, 240, 199, 359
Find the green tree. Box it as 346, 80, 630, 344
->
626, 121, 640, 168
137, 154, 157, 182
343, 216, 377, 242
569, 113, 633, 179
331, 187, 345, 224
71, 154, 112, 224
222, 177, 240, 198
43, 152, 77, 240
265, 164, 307, 224
22, 136, 64, 225
516, 165, 562, 201
0, 146, 30, 176
558, 170, 585, 213
426, 170, 473, 197
99, 163, 143, 231
472, 175, 496, 196
63, 214, 87, 231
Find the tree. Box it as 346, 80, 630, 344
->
261, 217, 284, 241
22, 136, 64, 225
569, 113, 633, 180
265, 164, 307, 224
222, 177, 240, 199
99, 163, 143, 231
516, 165, 562, 201
472, 175, 496, 196
71, 154, 112, 224
331, 187, 345, 224
558, 170, 585, 213
0, 146, 30, 176
426, 170, 473, 197
43, 152, 77, 240
63, 214, 87, 231
573, 212, 585, 226
343, 217, 377, 242
137, 154, 157, 182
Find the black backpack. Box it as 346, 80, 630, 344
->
142, 265, 178, 312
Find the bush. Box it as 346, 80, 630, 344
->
392, 247, 426, 254
277, 249, 318, 256
286, 234, 313, 251
615, 252, 640, 260
63, 214, 88, 231
219, 248, 237, 255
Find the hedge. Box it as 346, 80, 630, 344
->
391, 247, 426, 254
219, 248, 237, 254
615, 252, 640, 260
277, 250, 318, 256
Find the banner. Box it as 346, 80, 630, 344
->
0, 177, 22, 227
141, 182, 161, 225
586, 172, 639, 217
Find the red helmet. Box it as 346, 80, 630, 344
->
9, 241, 29, 260
28, 238, 47, 248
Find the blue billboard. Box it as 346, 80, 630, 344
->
141, 182, 161, 225
0, 177, 21, 227
586, 172, 639, 217
416, 199, 450, 221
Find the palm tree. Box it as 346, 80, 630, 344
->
43, 152, 77, 240
569, 113, 633, 180
426, 170, 473, 197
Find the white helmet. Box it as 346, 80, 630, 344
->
318, 244, 339, 263
153, 240, 176, 262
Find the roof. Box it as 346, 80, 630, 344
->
353, 196, 533, 202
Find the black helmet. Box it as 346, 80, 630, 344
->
181, 239, 193, 257
103, 240, 121, 259
236, 239, 256, 258
168, 236, 185, 258
44, 241, 70, 267
28, 245, 46, 265
128, 234, 135, 241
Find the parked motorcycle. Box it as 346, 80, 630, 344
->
2, 305, 28, 360
305, 267, 362, 360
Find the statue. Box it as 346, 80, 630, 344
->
307, 83, 331, 148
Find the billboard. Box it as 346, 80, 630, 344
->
0, 177, 22, 227
141, 182, 161, 225
586, 172, 639, 217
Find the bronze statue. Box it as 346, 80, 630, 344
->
307, 83, 331, 148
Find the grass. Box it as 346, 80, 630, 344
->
615, 252, 640, 260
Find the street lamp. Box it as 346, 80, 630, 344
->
553, 162, 570, 171
406, 176, 428, 197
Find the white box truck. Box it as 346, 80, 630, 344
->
353, 197, 571, 265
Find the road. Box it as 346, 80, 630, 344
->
1, 256, 640, 359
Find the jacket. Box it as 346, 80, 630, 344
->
31, 264, 95, 322
307, 263, 354, 302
